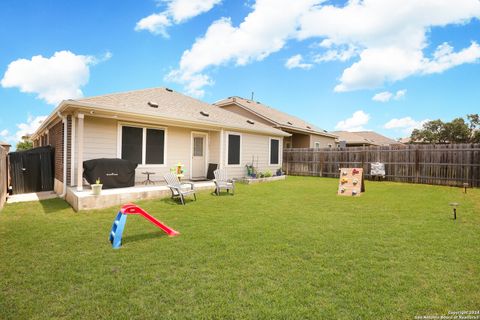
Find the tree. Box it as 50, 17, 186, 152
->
410, 114, 479, 144
442, 118, 470, 143
16, 139, 33, 151
411, 119, 445, 143
467, 114, 480, 143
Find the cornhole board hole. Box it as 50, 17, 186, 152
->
338, 168, 365, 196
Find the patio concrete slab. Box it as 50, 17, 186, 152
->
66, 181, 216, 211
7, 191, 58, 203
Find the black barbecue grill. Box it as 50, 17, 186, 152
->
83, 158, 138, 189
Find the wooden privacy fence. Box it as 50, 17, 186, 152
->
283, 144, 480, 187
0, 146, 7, 210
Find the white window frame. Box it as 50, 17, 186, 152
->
269, 137, 281, 166
117, 122, 168, 167
314, 142, 321, 149
225, 131, 242, 167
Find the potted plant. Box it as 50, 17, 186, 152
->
276, 168, 283, 176
91, 178, 103, 196
246, 164, 254, 177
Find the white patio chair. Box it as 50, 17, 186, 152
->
213, 169, 235, 195
163, 173, 196, 205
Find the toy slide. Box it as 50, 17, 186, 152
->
109, 203, 179, 249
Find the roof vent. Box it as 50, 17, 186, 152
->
247, 120, 255, 125
287, 121, 293, 125
323, 130, 328, 133
148, 101, 159, 108
246, 100, 251, 103
306, 125, 311, 129
200, 111, 209, 117
165, 88, 173, 92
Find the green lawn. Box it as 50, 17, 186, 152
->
0, 177, 479, 319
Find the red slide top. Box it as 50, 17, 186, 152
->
121, 203, 180, 237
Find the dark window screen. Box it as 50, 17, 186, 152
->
146, 129, 165, 164
121, 126, 142, 164
228, 134, 241, 165
270, 139, 279, 164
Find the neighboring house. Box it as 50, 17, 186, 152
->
215, 96, 337, 149
398, 137, 412, 144
31, 87, 289, 196
332, 131, 402, 147
0, 141, 11, 153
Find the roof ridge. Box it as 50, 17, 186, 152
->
231, 97, 330, 133
73, 87, 169, 102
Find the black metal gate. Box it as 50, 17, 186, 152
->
9, 146, 54, 194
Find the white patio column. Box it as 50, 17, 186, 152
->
70, 116, 76, 186
219, 129, 224, 169
76, 113, 84, 191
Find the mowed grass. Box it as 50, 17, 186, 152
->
0, 177, 479, 319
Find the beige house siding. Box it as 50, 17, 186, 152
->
75, 117, 221, 183
291, 133, 310, 148
164, 126, 194, 180
70, 116, 118, 186
223, 131, 282, 178
310, 134, 336, 148
67, 116, 284, 186
84, 116, 118, 160
208, 131, 220, 166
220, 104, 273, 126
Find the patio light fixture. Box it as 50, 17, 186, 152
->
449, 202, 459, 220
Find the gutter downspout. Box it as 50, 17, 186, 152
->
57, 112, 68, 198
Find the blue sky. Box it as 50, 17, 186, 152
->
1, 0, 480, 146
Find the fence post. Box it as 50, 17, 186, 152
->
285, 149, 289, 175
414, 147, 420, 184
319, 151, 324, 177
361, 146, 366, 172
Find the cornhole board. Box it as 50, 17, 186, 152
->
337, 168, 365, 196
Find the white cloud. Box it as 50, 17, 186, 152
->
372, 91, 393, 102
285, 54, 312, 70
0, 116, 47, 145
422, 41, 480, 74
15, 115, 48, 141
165, 69, 213, 97
166, 0, 480, 95
394, 89, 407, 100
135, 0, 222, 37
1, 51, 109, 105
335, 110, 370, 131
298, 0, 480, 92
372, 89, 407, 102
314, 44, 357, 62
0, 129, 16, 145
166, 0, 314, 96
135, 13, 171, 37
384, 116, 429, 134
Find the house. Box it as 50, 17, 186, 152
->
0, 141, 11, 153
398, 137, 411, 144
31, 87, 290, 198
332, 131, 402, 147
215, 97, 337, 149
